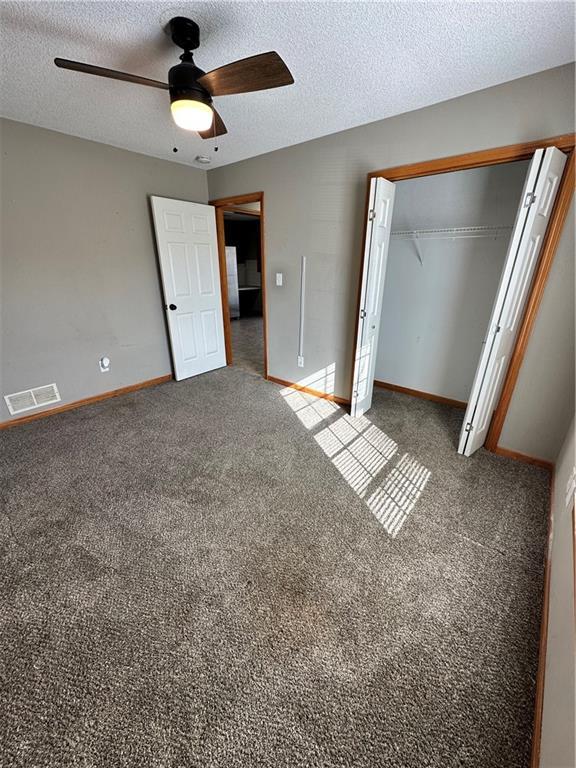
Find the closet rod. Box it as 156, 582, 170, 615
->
391, 225, 512, 241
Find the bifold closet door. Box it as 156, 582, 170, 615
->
151, 196, 227, 381
351, 177, 396, 417
458, 146, 567, 457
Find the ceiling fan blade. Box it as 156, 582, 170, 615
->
54, 58, 169, 90
197, 52, 294, 96
198, 109, 228, 139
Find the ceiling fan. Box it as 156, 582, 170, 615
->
54, 16, 294, 139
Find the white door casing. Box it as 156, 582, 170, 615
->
151, 196, 227, 381
351, 177, 396, 417
458, 146, 567, 456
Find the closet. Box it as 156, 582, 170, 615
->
376, 161, 528, 404
351, 146, 567, 456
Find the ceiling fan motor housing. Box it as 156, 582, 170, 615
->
168, 60, 212, 106
167, 17, 210, 106
169, 17, 200, 52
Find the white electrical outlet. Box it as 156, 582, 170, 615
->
99, 356, 111, 373
276, 272, 283, 286
297, 355, 304, 368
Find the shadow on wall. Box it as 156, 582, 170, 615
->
280, 365, 431, 538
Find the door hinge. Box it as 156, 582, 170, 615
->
368, 209, 376, 221
524, 192, 536, 208
494, 325, 501, 334
360, 309, 367, 319
465, 422, 474, 433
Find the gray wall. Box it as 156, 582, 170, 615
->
374, 161, 529, 402
0, 119, 208, 420
208, 63, 575, 460
499, 200, 575, 461
540, 419, 575, 768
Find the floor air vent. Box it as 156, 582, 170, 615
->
4, 383, 61, 416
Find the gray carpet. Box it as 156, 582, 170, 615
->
231, 316, 264, 376
0, 367, 549, 767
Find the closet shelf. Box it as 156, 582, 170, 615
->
391, 225, 512, 241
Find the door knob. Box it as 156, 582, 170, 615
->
169, 303, 177, 311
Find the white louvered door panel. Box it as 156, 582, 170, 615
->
351, 177, 396, 417
151, 197, 226, 381
458, 146, 567, 456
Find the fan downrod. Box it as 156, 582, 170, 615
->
169, 17, 200, 52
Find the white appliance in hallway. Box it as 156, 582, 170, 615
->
151, 196, 226, 381
226, 246, 240, 319
458, 146, 567, 456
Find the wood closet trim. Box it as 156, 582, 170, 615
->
358, 133, 576, 453
530, 469, 557, 768
491, 446, 553, 473
210, 192, 268, 379
373, 380, 467, 409
368, 134, 575, 180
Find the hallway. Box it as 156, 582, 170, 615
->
231, 316, 264, 377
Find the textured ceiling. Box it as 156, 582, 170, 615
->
0, 1, 574, 169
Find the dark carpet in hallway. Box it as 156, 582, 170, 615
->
230, 316, 264, 377
0, 368, 549, 767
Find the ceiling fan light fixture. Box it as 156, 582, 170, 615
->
170, 98, 213, 132
55, 17, 294, 142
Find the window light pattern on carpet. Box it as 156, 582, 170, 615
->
280, 366, 431, 538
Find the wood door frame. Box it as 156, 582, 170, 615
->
222, 206, 261, 217
353, 133, 575, 452
210, 191, 268, 379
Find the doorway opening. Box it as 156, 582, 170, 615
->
224, 208, 264, 376
351, 135, 574, 458
211, 193, 268, 379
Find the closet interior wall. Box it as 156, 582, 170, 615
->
374, 160, 530, 404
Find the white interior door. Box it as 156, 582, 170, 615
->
351, 177, 396, 417
151, 196, 227, 381
458, 146, 567, 456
